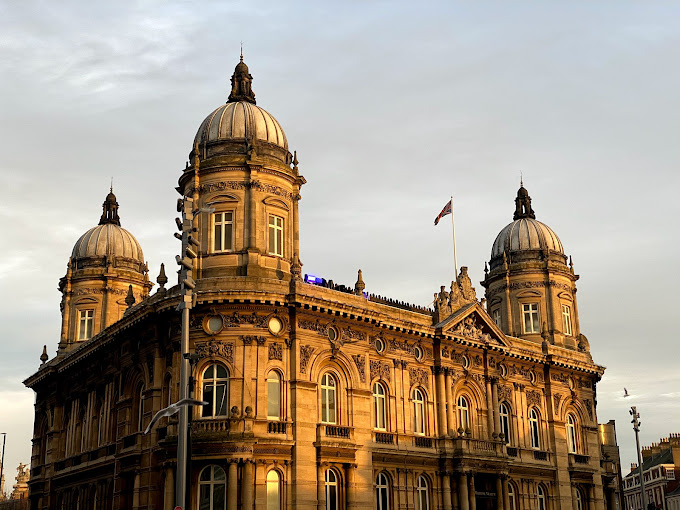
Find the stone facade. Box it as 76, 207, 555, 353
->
24, 58, 620, 510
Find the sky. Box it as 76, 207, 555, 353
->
1, 0, 679, 487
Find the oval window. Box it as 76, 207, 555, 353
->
414, 345, 424, 361
206, 316, 223, 334
462, 355, 470, 369
375, 337, 385, 354
327, 327, 338, 343
268, 317, 283, 335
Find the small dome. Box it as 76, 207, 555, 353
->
491, 217, 564, 259
72, 223, 144, 262
194, 101, 288, 150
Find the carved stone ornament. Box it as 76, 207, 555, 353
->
299, 345, 314, 374
473, 355, 483, 367
408, 367, 430, 390
196, 340, 234, 364
241, 335, 265, 345
268, 342, 283, 361
498, 384, 512, 402
487, 280, 573, 298
433, 267, 478, 322
352, 354, 366, 383
526, 390, 542, 407
553, 393, 562, 410
471, 373, 488, 397
584, 399, 593, 419
578, 378, 591, 389
488, 357, 496, 368
370, 360, 392, 382
451, 315, 493, 344
189, 180, 294, 201
441, 346, 450, 358
223, 312, 268, 328
551, 373, 570, 385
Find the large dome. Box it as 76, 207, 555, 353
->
72, 223, 144, 262
490, 185, 564, 260
194, 101, 287, 150
491, 217, 563, 259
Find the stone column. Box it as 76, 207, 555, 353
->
242, 460, 254, 510
588, 485, 596, 510
492, 378, 501, 437
445, 369, 455, 436
442, 472, 453, 510
459, 473, 469, 510
227, 461, 238, 510
436, 367, 448, 436
344, 463, 356, 508
469, 473, 476, 510
317, 464, 326, 510
503, 476, 510, 510
486, 378, 494, 439
497, 476, 504, 510
132, 472, 141, 509
164, 467, 174, 510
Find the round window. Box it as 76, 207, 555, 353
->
206, 316, 223, 334
327, 327, 338, 343
375, 337, 385, 354
530, 371, 537, 385
414, 345, 424, 361
499, 363, 507, 378
268, 316, 283, 335
462, 355, 470, 369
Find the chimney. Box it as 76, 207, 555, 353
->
631, 462, 638, 473
642, 446, 653, 462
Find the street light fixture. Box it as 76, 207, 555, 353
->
630, 406, 648, 510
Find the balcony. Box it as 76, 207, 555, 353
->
414, 436, 433, 448
192, 417, 231, 435
374, 432, 396, 445
569, 453, 592, 469
325, 425, 351, 439
453, 437, 505, 458
316, 424, 355, 445
267, 421, 287, 434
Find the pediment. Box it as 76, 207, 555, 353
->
435, 302, 507, 346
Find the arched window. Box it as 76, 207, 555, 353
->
325, 468, 339, 510
536, 485, 546, 510
266, 470, 281, 510
413, 389, 426, 435
416, 475, 429, 510
457, 396, 470, 432
198, 465, 226, 510
376, 472, 389, 510
137, 384, 145, 432
508, 483, 517, 510
267, 372, 282, 420
373, 382, 387, 431
566, 413, 578, 453
163, 376, 173, 408
321, 373, 337, 424
575, 487, 584, 510
201, 364, 229, 417
499, 402, 511, 444
529, 408, 541, 449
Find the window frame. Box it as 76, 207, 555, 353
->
201, 364, 229, 418
77, 309, 95, 341
320, 373, 338, 425
137, 384, 145, 432
566, 413, 578, 453
267, 371, 282, 421
376, 472, 390, 510
522, 303, 540, 334
212, 210, 235, 253
457, 395, 470, 432
268, 214, 284, 257
266, 469, 282, 510
198, 465, 227, 510
416, 475, 429, 510
561, 304, 573, 336
413, 388, 426, 436
537, 485, 546, 510
529, 408, 541, 449
508, 483, 517, 510
492, 309, 501, 327
325, 468, 340, 510
499, 402, 511, 444
373, 382, 387, 431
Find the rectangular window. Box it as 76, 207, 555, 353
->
78, 309, 94, 340
213, 212, 234, 252
562, 304, 573, 336
522, 303, 540, 334
268, 214, 284, 256
667, 468, 676, 480
492, 309, 501, 327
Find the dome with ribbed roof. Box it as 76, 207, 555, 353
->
71, 190, 145, 265
490, 185, 564, 259
193, 56, 288, 150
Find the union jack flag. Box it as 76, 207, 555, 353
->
434, 199, 452, 226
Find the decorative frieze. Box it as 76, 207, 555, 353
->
409, 367, 430, 390
551, 373, 569, 385
196, 340, 234, 364
189, 180, 294, 201
370, 360, 392, 382
223, 312, 268, 328
352, 355, 366, 383
268, 342, 283, 361
488, 280, 573, 298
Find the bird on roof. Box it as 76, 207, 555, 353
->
144, 398, 208, 434
624, 388, 630, 398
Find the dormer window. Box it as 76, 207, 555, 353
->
522, 303, 540, 334
213, 211, 234, 252
77, 309, 94, 340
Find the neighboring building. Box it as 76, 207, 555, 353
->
25, 57, 620, 510
0, 464, 30, 510
623, 434, 680, 510
600, 421, 624, 510
667, 486, 680, 510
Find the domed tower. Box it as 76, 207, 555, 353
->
482, 185, 583, 350
178, 55, 305, 281
57, 189, 152, 351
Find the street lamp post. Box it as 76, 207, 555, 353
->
630, 406, 648, 510
0, 433, 6, 500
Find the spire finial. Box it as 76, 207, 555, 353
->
110, 177, 113, 194
240, 41, 243, 61
513, 183, 535, 220
520, 171, 523, 188
99, 187, 121, 226
228, 53, 256, 104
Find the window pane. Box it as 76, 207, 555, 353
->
269, 227, 275, 254
224, 223, 232, 250
328, 390, 336, 423
213, 466, 226, 480
216, 365, 228, 378
203, 384, 214, 417
215, 384, 228, 416
213, 484, 225, 510
268, 380, 280, 418
267, 472, 280, 510
214, 222, 222, 251
204, 366, 214, 379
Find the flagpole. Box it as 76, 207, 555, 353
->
451, 195, 458, 279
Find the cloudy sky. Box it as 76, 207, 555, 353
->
1, 0, 678, 482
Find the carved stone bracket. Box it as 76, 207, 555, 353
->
300, 345, 314, 374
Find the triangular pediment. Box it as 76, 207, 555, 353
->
435, 302, 507, 346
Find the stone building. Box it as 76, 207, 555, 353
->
25, 57, 619, 510
623, 434, 680, 510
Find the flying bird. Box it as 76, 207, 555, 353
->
624, 388, 630, 398
144, 398, 208, 434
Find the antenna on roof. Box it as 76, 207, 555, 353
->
240, 41, 243, 61
520, 171, 523, 187
110, 177, 113, 193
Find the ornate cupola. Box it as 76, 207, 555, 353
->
178, 56, 305, 282
57, 189, 152, 351
482, 185, 586, 351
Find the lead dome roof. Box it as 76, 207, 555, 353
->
490, 185, 565, 259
